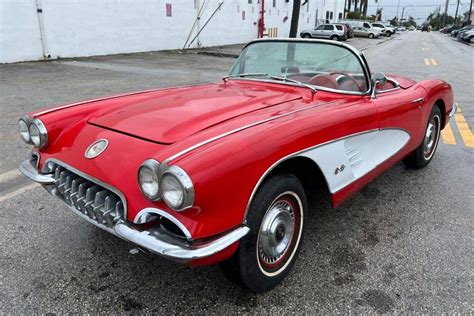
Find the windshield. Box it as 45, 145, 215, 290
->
228, 41, 369, 93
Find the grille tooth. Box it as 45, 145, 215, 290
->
49, 162, 125, 229
92, 190, 109, 224
84, 186, 101, 219
70, 178, 86, 207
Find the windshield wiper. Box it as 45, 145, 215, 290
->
269, 76, 317, 92
222, 73, 268, 81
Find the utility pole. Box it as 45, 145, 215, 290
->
469, 0, 473, 25
400, 7, 405, 25
289, 0, 301, 38
454, 0, 460, 26
396, 0, 401, 20
443, 0, 449, 27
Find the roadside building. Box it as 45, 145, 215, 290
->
0, 0, 345, 63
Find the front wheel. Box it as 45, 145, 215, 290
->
403, 105, 442, 169
469, 36, 474, 43
330, 35, 340, 41
386, 31, 392, 37
220, 174, 307, 292
368, 33, 374, 39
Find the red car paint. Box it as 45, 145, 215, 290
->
28, 61, 453, 266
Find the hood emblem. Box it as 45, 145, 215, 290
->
85, 139, 108, 159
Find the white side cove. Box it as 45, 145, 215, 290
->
299, 129, 410, 193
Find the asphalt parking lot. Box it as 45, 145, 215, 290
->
1, 32, 473, 313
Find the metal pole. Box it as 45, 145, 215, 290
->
454, 0, 460, 26
400, 7, 405, 25
443, 0, 449, 27
396, 0, 401, 20
188, 2, 224, 47
35, 0, 50, 59
469, 0, 473, 25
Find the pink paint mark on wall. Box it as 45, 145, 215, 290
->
166, 3, 172, 17
242, 10, 245, 20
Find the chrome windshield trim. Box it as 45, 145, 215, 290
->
134, 207, 193, 240
42, 158, 128, 219
19, 159, 55, 185
115, 222, 250, 261
375, 78, 401, 94
237, 38, 373, 95
226, 77, 367, 96
164, 100, 340, 164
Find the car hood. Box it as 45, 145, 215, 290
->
88, 83, 301, 144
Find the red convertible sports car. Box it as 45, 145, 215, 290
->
19, 39, 454, 292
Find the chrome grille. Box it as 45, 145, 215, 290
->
51, 163, 125, 229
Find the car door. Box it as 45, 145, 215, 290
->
311, 25, 325, 37
373, 84, 426, 154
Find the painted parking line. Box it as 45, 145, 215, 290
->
424, 58, 430, 65
441, 122, 457, 145
430, 58, 438, 66
453, 106, 474, 148
0, 183, 40, 203
0, 169, 21, 182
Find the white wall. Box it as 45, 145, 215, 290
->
0, 0, 44, 63
0, 0, 344, 63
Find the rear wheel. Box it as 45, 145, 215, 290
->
368, 33, 374, 39
302, 33, 311, 38
330, 35, 339, 41
386, 31, 392, 37
220, 174, 306, 292
469, 36, 474, 43
403, 106, 442, 169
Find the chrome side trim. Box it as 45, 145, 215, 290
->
243, 128, 410, 222
114, 222, 250, 261
449, 103, 457, 118
133, 207, 193, 240
164, 101, 333, 163
19, 159, 55, 184
42, 158, 128, 219
412, 97, 425, 104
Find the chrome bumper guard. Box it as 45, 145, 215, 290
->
19, 159, 250, 261
449, 103, 457, 118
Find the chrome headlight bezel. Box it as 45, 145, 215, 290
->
28, 118, 48, 148
160, 165, 195, 211
138, 159, 161, 201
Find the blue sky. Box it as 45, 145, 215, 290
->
366, 0, 472, 22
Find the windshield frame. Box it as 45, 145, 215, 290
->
228, 38, 372, 96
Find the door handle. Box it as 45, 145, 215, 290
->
412, 97, 424, 104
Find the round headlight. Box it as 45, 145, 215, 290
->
160, 166, 194, 211
28, 118, 48, 148
29, 123, 41, 147
138, 159, 160, 200
161, 174, 185, 209
18, 119, 31, 144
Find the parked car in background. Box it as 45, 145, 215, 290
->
339, 23, 354, 38
372, 23, 395, 36
461, 29, 474, 43
397, 26, 406, 32
456, 26, 474, 39
300, 24, 347, 41
18, 38, 455, 292
352, 26, 380, 38
343, 20, 375, 30
421, 24, 430, 32
408, 26, 416, 31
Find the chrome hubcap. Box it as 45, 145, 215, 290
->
423, 115, 440, 160
258, 198, 295, 266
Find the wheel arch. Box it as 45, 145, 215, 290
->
243, 156, 330, 223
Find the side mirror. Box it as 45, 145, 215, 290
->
371, 72, 387, 98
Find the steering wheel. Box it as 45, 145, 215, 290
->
328, 72, 362, 91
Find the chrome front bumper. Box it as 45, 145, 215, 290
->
19, 159, 250, 261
